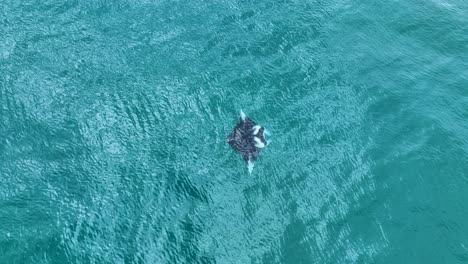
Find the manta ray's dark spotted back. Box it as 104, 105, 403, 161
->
226, 111, 268, 165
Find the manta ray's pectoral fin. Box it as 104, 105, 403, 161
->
247, 158, 255, 174
250, 148, 260, 161
240, 110, 246, 121
226, 131, 234, 143
241, 152, 250, 163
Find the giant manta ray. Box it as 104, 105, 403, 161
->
226, 111, 268, 172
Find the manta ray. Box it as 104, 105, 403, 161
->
226, 111, 268, 172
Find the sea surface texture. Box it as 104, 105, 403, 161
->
1, 0, 467, 263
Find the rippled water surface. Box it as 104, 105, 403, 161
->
1, 0, 468, 263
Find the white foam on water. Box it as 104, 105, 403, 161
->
263, 129, 271, 145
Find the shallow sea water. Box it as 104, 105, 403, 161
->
1, 0, 468, 263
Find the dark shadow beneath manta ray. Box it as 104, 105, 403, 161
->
226, 111, 268, 169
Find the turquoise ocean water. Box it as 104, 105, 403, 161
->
1, 0, 468, 263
